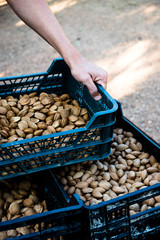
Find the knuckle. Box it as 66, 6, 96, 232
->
102, 71, 108, 79
90, 88, 98, 96
84, 75, 92, 84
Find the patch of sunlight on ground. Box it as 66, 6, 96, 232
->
0, 72, 5, 77
144, 5, 157, 14
146, 14, 160, 24
115, 5, 145, 19
116, 3, 159, 23
15, 20, 25, 27
0, 0, 7, 7
49, 0, 78, 14
109, 40, 151, 74
95, 40, 159, 99
144, 4, 160, 24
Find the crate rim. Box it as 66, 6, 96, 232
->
0, 58, 118, 117
0, 71, 47, 81
83, 183, 160, 210
130, 204, 160, 220
0, 201, 83, 230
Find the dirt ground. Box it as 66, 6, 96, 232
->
0, 0, 160, 143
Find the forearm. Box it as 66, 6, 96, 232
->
7, 0, 108, 100
7, 0, 81, 68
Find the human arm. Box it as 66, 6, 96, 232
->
7, 0, 108, 100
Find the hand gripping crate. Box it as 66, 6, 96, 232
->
0, 170, 83, 240
52, 102, 160, 240
0, 58, 118, 180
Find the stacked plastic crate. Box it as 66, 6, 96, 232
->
0, 59, 160, 240
0, 58, 118, 239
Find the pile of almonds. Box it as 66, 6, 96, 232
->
0, 177, 47, 239
0, 92, 89, 144
56, 128, 160, 215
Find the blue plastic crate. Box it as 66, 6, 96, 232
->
0, 58, 118, 180
82, 102, 160, 240
0, 170, 83, 240
52, 101, 160, 240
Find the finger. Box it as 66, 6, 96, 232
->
92, 71, 108, 89
93, 72, 108, 90
95, 79, 106, 90
85, 76, 101, 100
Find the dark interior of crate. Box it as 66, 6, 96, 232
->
44, 170, 80, 209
